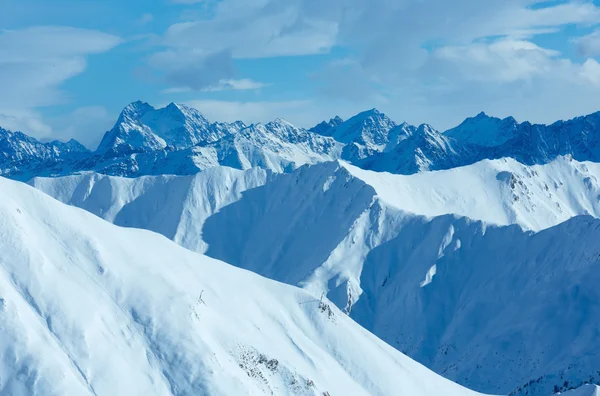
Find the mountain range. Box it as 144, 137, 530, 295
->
29, 155, 600, 396
5, 101, 600, 395
0, 175, 491, 396
3, 100, 600, 181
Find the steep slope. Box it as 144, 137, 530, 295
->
359, 123, 460, 173
0, 176, 487, 396
33, 157, 600, 253
199, 165, 600, 396
345, 110, 600, 176
442, 111, 600, 168
205, 118, 342, 173
310, 109, 400, 161
30, 166, 272, 253
561, 385, 600, 396
343, 156, 600, 231
5, 105, 600, 179
84, 103, 341, 177
96, 101, 242, 156
29, 159, 600, 395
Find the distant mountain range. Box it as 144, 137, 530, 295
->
2, 100, 600, 180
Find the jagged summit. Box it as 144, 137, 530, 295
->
3, 102, 600, 179
96, 101, 235, 156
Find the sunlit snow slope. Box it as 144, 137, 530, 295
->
342, 156, 600, 231
0, 176, 489, 396
30, 166, 272, 253
29, 157, 600, 395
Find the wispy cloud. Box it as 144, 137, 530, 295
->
0, 26, 122, 109
163, 78, 269, 93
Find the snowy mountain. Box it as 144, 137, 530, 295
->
31, 166, 273, 253
96, 101, 243, 156
359, 122, 459, 173
310, 109, 401, 162
0, 175, 489, 396
444, 111, 600, 165
361, 110, 600, 175
561, 385, 600, 396
0, 127, 89, 180
30, 158, 600, 396
3, 102, 600, 179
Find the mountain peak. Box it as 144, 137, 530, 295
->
270, 116, 294, 126
353, 108, 383, 120
331, 115, 344, 124
309, 116, 344, 136
118, 100, 155, 123
444, 111, 519, 147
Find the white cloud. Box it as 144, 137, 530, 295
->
577, 29, 600, 57
0, 26, 121, 108
0, 109, 52, 138
163, 79, 268, 93
182, 99, 313, 124
0, 26, 120, 144
580, 59, 600, 86
139, 13, 154, 24
163, 15, 337, 59
426, 39, 564, 83
149, 49, 235, 91
47, 106, 114, 149
153, 0, 600, 122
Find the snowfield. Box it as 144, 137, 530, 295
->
9, 101, 600, 396
0, 175, 490, 396
341, 156, 600, 231
30, 166, 273, 253
29, 157, 600, 396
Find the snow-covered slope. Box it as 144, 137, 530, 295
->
196, 164, 600, 396
359, 123, 460, 173
34, 158, 600, 395
30, 166, 273, 253
0, 175, 490, 396
444, 111, 600, 166
352, 110, 600, 175
31, 159, 600, 395
560, 385, 600, 396
32, 156, 600, 255
96, 101, 242, 155
86, 102, 341, 177
310, 109, 402, 162
343, 156, 600, 231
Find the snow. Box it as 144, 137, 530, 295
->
8, 102, 600, 396
560, 385, 600, 396
30, 166, 273, 254
342, 156, 600, 231
31, 158, 600, 395
0, 175, 488, 396
5, 103, 600, 181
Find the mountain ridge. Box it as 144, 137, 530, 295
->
4, 101, 600, 180
30, 156, 600, 395
0, 172, 489, 396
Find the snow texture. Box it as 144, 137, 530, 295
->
0, 175, 489, 396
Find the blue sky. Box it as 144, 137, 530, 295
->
2, 0, 600, 148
